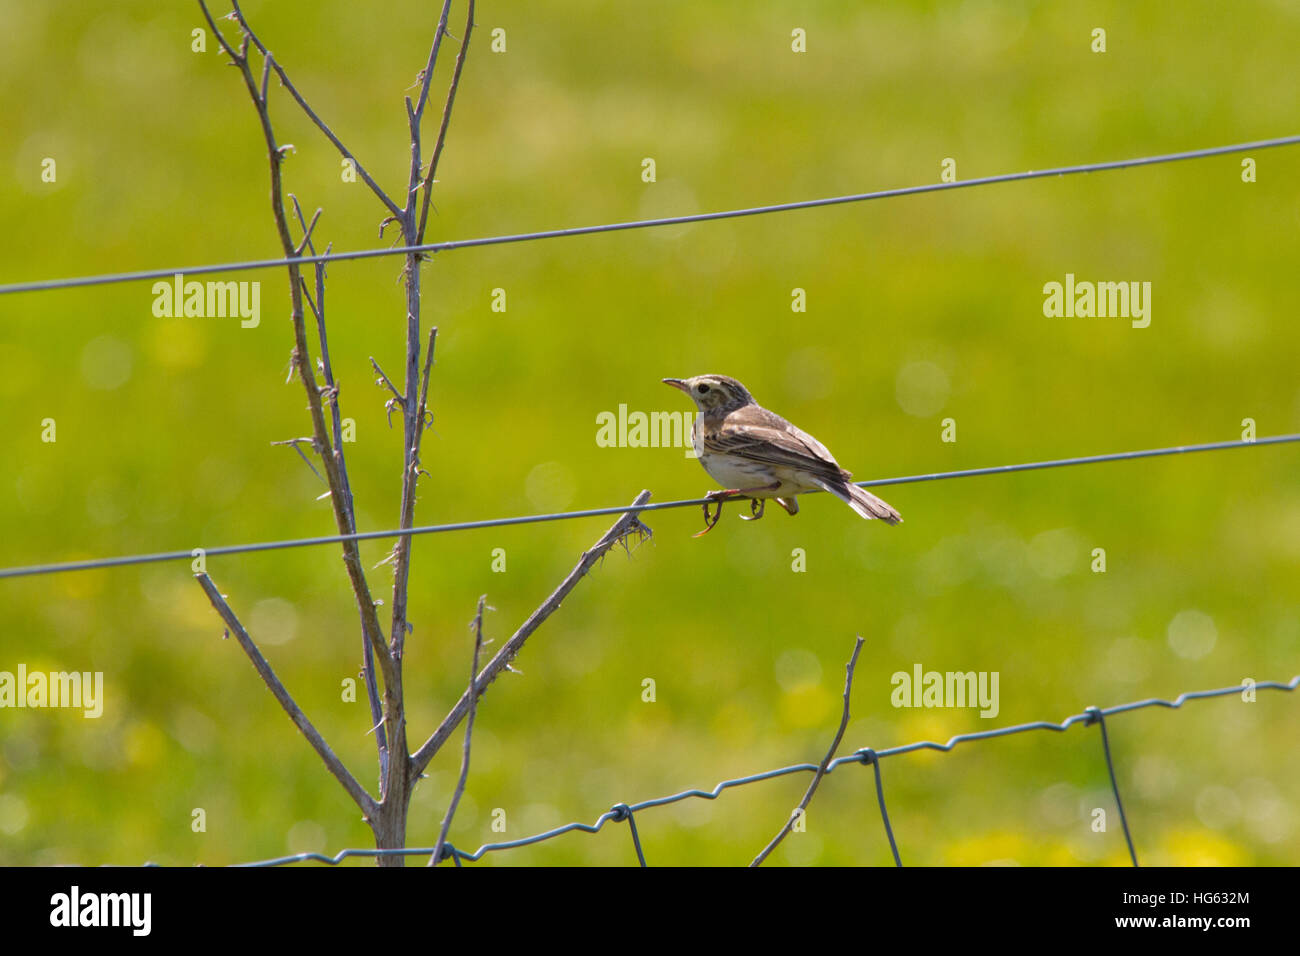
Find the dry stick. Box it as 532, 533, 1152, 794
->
750, 636, 866, 867
429, 594, 487, 867
290, 196, 387, 778
293, 207, 323, 254
383, 301, 427, 662
410, 0, 456, 126
195, 573, 376, 818
225, 0, 404, 220
205, 0, 471, 864
369, 357, 405, 404
387, 0, 461, 670
416, 327, 437, 432
198, 0, 398, 764
417, 0, 476, 244
410, 491, 654, 779
270, 437, 325, 482
373, 1, 459, 863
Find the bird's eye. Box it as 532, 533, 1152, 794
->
696, 384, 710, 395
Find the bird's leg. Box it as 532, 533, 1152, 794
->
695, 483, 782, 534
694, 489, 738, 537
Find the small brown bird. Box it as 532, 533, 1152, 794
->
663, 374, 902, 536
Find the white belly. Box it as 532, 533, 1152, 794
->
698, 453, 812, 497
692, 420, 814, 496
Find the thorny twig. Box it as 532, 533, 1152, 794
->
410, 491, 654, 779
369, 357, 406, 404
226, 0, 404, 220
199, 0, 399, 788
195, 573, 376, 818
417, 0, 476, 245
750, 636, 866, 867
288, 193, 386, 772
201, 0, 482, 864
416, 327, 438, 431
429, 595, 487, 866
271, 437, 325, 483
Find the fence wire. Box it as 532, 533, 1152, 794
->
3, 134, 1298, 296
228, 675, 1299, 867
3, 433, 1297, 580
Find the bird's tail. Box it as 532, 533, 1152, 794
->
812, 478, 903, 525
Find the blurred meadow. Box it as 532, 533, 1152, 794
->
0, 0, 1297, 866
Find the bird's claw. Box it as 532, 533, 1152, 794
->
693, 489, 738, 537
739, 498, 765, 521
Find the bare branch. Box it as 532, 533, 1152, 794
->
223, 0, 404, 219
429, 594, 487, 866
293, 207, 323, 256
385, 7, 458, 671
401, 1, 453, 225
199, 0, 399, 778
417, 0, 476, 244
382, 310, 428, 660
749, 636, 865, 867
195, 573, 376, 818
416, 327, 437, 430
411, 1, 455, 127
284, 193, 388, 776
369, 357, 406, 404
197, 1, 242, 63
410, 491, 654, 779
259, 49, 272, 105
201, 0, 480, 865
271, 437, 325, 483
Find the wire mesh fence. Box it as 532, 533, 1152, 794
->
228, 675, 1299, 867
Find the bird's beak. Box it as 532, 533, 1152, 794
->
662, 378, 689, 392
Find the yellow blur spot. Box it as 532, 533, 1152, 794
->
1041, 842, 1080, 866
125, 721, 166, 768
56, 564, 106, 600
943, 831, 1029, 866
1158, 828, 1249, 866
710, 700, 757, 748
0, 344, 38, 398
148, 319, 207, 370
175, 579, 223, 630
779, 683, 832, 728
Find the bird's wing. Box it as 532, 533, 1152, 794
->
782, 422, 843, 472
703, 418, 848, 482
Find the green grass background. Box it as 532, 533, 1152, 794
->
0, 0, 1297, 866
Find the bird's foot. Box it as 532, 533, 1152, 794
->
693, 489, 740, 537
739, 497, 766, 521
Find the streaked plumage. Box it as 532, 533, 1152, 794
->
662, 374, 902, 532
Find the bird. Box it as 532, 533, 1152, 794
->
662, 374, 902, 536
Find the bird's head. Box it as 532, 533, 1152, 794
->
662, 374, 755, 412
